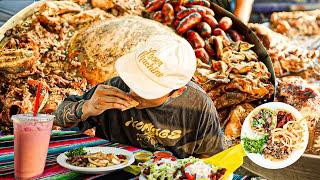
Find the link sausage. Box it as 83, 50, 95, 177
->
144, 0, 156, 6
213, 28, 231, 43
194, 48, 210, 64
168, 0, 183, 6
174, 5, 186, 13
176, 12, 202, 34
186, 0, 210, 8
146, 0, 165, 13
162, 3, 175, 25
176, 8, 197, 20
202, 15, 218, 30
187, 30, 205, 48
172, 19, 181, 28
197, 21, 212, 38
191, 5, 214, 16
218, 16, 232, 31
152, 10, 163, 22
228, 29, 243, 41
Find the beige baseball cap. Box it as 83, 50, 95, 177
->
115, 34, 196, 99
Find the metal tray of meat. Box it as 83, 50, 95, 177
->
210, 3, 276, 101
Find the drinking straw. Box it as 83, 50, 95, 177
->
33, 82, 42, 117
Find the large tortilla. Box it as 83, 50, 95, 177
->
67, 16, 179, 86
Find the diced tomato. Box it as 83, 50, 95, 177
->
212, 174, 217, 180
185, 172, 196, 180
153, 157, 162, 162
169, 156, 177, 161
185, 162, 193, 167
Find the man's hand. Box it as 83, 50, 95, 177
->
234, 0, 254, 24
81, 85, 132, 120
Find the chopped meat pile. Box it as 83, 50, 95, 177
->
248, 23, 320, 78
270, 10, 320, 36
193, 39, 274, 110
223, 103, 254, 139
0, 0, 144, 135
276, 76, 320, 155
276, 77, 319, 110
263, 141, 292, 160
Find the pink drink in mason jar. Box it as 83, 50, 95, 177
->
12, 114, 54, 180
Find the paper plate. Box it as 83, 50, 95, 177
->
241, 102, 308, 169
56, 147, 135, 174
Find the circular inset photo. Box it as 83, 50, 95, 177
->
241, 102, 308, 169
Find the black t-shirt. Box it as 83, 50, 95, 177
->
66, 77, 223, 158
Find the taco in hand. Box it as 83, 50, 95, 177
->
121, 99, 139, 111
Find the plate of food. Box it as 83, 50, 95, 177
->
138, 156, 231, 180
241, 102, 309, 169
56, 146, 135, 174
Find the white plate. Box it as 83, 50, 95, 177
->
241, 102, 309, 169
56, 147, 135, 174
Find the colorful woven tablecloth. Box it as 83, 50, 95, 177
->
0, 131, 142, 180
0, 131, 249, 180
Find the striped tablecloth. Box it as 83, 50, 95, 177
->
0, 131, 142, 180
0, 131, 249, 180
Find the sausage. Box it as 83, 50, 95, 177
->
152, 10, 163, 22
174, 5, 186, 13
213, 28, 231, 43
186, 0, 210, 8
162, 3, 174, 25
168, 0, 183, 6
172, 19, 180, 28
202, 15, 218, 30
176, 8, 197, 20
143, 0, 149, 6
176, 12, 202, 34
187, 30, 205, 48
197, 22, 212, 38
176, 8, 206, 20
228, 29, 243, 41
146, 0, 165, 13
204, 41, 215, 56
144, 0, 156, 6
196, 8, 206, 17
218, 16, 232, 31
191, 5, 214, 16
194, 48, 210, 64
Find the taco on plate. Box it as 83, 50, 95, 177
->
250, 108, 276, 135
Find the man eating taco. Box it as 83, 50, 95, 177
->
53, 34, 223, 158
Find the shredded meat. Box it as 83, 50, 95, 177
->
249, 23, 320, 78
0, 0, 144, 135
193, 38, 274, 110
270, 10, 320, 36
